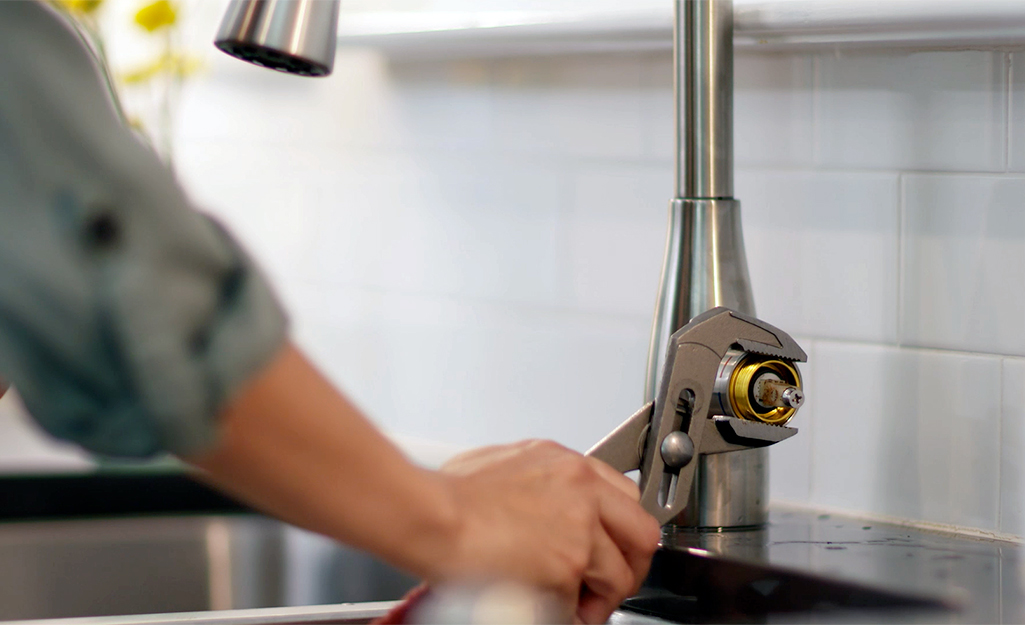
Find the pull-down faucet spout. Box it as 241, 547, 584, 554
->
215, 0, 340, 77
646, 0, 762, 530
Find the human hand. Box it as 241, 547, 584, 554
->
430, 440, 661, 624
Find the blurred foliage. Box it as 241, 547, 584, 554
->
121, 52, 201, 84
48, 0, 202, 161
56, 0, 104, 14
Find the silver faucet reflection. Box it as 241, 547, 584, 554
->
214, 0, 768, 532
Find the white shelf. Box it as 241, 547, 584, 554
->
336, 1, 1025, 58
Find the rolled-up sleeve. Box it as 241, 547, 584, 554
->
0, 3, 288, 458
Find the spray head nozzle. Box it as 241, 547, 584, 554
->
214, 0, 340, 77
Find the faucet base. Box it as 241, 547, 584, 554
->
668, 447, 767, 529
647, 198, 765, 531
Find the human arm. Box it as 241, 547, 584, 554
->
0, 6, 659, 620
188, 342, 660, 624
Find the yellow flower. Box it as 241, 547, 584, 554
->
57, 0, 104, 14
134, 0, 176, 32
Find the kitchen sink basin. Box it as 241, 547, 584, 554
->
0, 515, 418, 621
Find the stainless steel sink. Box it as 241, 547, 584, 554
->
0, 515, 417, 621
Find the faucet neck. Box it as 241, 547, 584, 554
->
675, 0, 734, 200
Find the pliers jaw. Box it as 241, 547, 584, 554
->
587, 307, 807, 526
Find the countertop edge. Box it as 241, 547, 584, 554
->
0, 602, 400, 625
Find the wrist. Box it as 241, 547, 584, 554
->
382, 465, 463, 581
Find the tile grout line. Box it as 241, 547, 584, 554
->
739, 165, 1025, 177
553, 158, 574, 311
896, 172, 905, 350
806, 337, 818, 505
810, 55, 821, 167
815, 336, 1022, 361
286, 278, 657, 326
1006, 52, 1013, 173
177, 136, 1023, 178
998, 358, 1005, 534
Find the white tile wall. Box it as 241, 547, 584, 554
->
814, 51, 1007, 172
564, 163, 670, 318
811, 342, 1002, 531
489, 54, 647, 161
810, 342, 920, 520
1008, 52, 1025, 173
284, 285, 650, 452
906, 350, 1002, 531
739, 169, 900, 343
1002, 359, 1025, 536
8, 19, 1025, 537
767, 335, 814, 505
735, 54, 816, 168
902, 174, 1025, 356
0, 389, 92, 474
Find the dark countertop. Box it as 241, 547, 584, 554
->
611, 507, 1024, 623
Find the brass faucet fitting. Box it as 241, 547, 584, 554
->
713, 350, 803, 426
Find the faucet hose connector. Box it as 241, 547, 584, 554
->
712, 349, 803, 426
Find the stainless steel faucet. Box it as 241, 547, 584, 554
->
646, 0, 764, 530
215, 0, 340, 77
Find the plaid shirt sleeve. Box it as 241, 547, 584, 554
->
0, 2, 288, 458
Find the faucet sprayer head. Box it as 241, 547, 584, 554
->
214, 0, 340, 77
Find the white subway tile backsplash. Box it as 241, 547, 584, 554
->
564, 163, 672, 318
490, 54, 647, 160
913, 351, 1002, 531
0, 390, 93, 473
174, 141, 324, 287
384, 60, 496, 152
1001, 358, 1025, 536
287, 285, 650, 453
735, 54, 815, 168
177, 53, 369, 146
815, 51, 1007, 172
638, 54, 674, 163
812, 342, 1000, 530
315, 153, 566, 304
902, 174, 1025, 356
178, 50, 497, 153
177, 143, 567, 308
1008, 53, 1025, 172
811, 342, 916, 519
767, 336, 815, 505
738, 170, 899, 343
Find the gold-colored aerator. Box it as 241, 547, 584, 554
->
713, 350, 804, 425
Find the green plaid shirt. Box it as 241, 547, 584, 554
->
0, 3, 287, 458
